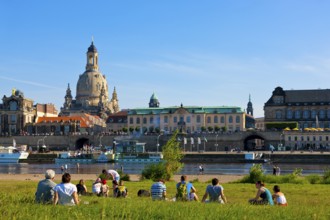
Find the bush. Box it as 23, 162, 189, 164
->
141, 162, 170, 181
117, 170, 130, 181
248, 164, 264, 183
322, 168, 330, 184
306, 175, 322, 184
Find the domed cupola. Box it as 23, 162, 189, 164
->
149, 92, 160, 108
76, 41, 109, 107
88, 42, 97, 53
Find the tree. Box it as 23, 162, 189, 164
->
122, 127, 128, 133
162, 129, 184, 180
208, 126, 213, 132
129, 127, 134, 133
221, 126, 227, 132
135, 126, 140, 132
214, 125, 220, 132
201, 126, 206, 132
155, 127, 160, 134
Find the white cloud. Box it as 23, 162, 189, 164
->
0, 75, 63, 90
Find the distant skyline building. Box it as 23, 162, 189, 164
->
264, 86, 330, 129
0, 89, 57, 135
127, 93, 246, 133
60, 41, 119, 119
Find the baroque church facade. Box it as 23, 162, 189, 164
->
60, 41, 119, 119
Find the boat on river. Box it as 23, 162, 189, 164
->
114, 139, 163, 163
0, 146, 29, 163
55, 152, 96, 164
115, 152, 163, 163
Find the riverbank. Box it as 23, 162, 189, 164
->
0, 173, 244, 183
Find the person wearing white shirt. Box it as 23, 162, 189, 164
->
53, 173, 79, 206
107, 169, 120, 182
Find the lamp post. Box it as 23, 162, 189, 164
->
215, 134, 219, 151
99, 134, 104, 147
37, 139, 42, 152
42, 136, 47, 146
157, 134, 163, 153
280, 133, 284, 151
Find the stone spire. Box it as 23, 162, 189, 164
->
247, 94, 253, 116
63, 83, 72, 109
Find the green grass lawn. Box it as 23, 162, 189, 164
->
0, 179, 330, 220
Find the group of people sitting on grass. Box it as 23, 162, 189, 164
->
150, 176, 287, 206
35, 169, 127, 206
35, 169, 287, 206
150, 175, 227, 203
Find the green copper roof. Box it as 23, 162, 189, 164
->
128, 106, 243, 115
150, 92, 158, 100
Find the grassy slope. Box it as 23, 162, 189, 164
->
0, 180, 330, 220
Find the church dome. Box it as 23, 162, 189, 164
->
88, 42, 97, 53
76, 71, 108, 106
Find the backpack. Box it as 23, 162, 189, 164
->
176, 183, 188, 201
116, 186, 127, 198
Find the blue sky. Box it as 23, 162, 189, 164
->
1, 1, 330, 117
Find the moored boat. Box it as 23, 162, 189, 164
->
115, 152, 163, 163
55, 152, 95, 164
0, 146, 29, 163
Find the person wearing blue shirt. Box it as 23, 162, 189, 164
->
151, 179, 166, 200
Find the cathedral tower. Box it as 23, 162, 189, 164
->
247, 94, 253, 116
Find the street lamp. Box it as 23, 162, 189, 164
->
280, 133, 284, 150
215, 134, 219, 151
37, 139, 42, 152
99, 134, 104, 147
42, 136, 47, 146
157, 134, 163, 153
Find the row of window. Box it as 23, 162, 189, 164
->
129, 115, 241, 124
287, 136, 330, 142
276, 109, 330, 119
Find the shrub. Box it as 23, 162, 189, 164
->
248, 164, 264, 183
141, 162, 170, 181
306, 175, 322, 184
322, 167, 330, 184
117, 170, 130, 181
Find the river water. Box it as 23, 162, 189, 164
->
0, 162, 328, 176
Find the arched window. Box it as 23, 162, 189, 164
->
214, 116, 218, 123
9, 101, 18, 111
303, 110, 310, 119
174, 117, 177, 123
143, 118, 147, 124
129, 118, 133, 124
311, 110, 317, 119
150, 117, 154, 124
221, 116, 225, 123
319, 110, 325, 119
136, 118, 140, 124
207, 117, 211, 123
295, 110, 301, 119
164, 116, 168, 123
286, 110, 293, 119
196, 115, 201, 123
187, 116, 191, 123
89, 55, 94, 64
229, 116, 233, 123
236, 116, 240, 123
